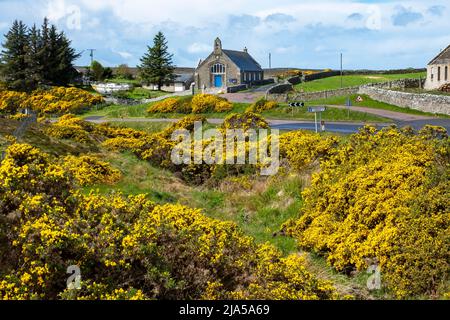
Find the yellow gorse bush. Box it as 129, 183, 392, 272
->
0, 87, 103, 115
282, 125, 450, 298
45, 114, 96, 142
0, 143, 339, 300
280, 130, 340, 171
191, 94, 232, 113
61, 155, 121, 186
246, 99, 279, 113
147, 94, 232, 114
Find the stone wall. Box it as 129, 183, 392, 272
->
227, 84, 248, 93
266, 83, 294, 95
265, 78, 427, 103
266, 86, 360, 102
358, 86, 450, 115
304, 71, 341, 82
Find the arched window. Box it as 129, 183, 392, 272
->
211, 63, 225, 74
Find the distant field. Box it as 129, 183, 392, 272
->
294, 72, 426, 92
307, 94, 449, 118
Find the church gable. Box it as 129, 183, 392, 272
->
195, 37, 264, 89
429, 44, 450, 65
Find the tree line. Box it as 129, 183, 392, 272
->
0, 18, 79, 92
1, 17, 177, 92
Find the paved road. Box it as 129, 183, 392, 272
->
326, 105, 437, 121
84, 116, 450, 134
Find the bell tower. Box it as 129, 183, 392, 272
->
214, 37, 222, 55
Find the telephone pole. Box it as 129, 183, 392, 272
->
87, 49, 96, 65
340, 53, 343, 88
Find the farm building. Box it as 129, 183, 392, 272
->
425, 44, 450, 90
144, 73, 194, 92
195, 38, 264, 90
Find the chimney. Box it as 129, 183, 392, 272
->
244, 47, 248, 53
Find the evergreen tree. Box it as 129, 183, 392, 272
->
139, 31, 175, 90
0, 20, 29, 91
1, 18, 80, 90
53, 30, 80, 85
25, 24, 43, 89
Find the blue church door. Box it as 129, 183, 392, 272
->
214, 75, 223, 87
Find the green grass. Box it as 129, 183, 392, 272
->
190, 174, 303, 255
113, 88, 169, 100
82, 151, 182, 204
263, 103, 390, 122
82, 101, 389, 123
294, 72, 426, 92
391, 88, 450, 96
307, 94, 449, 117
82, 103, 151, 118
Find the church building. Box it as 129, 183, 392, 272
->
195, 38, 264, 90
425, 44, 450, 90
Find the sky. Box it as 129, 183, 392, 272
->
0, 0, 449, 70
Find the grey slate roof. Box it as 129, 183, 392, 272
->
429, 45, 450, 65
222, 50, 263, 72
175, 73, 194, 84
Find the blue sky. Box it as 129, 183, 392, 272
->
1, 0, 449, 70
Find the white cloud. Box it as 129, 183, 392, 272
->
187, 42, 211, 54
115, 51, 133, 59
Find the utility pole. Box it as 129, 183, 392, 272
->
87, 49, 96, 65
340, 53, 343, 88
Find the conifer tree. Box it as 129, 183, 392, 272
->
139, 31, 175, 90
25, 24, 43, 89
1, 20, 29, 91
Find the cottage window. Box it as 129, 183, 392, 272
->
438, 67, 441, 81
445, 66, 448, 81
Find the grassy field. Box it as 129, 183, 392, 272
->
82, 101, 390, 122
391, 88, 450, 96
307, 94, 449, 117
262, 103, 389, 122
113, 88, 169, 100
294, 72, 426, 92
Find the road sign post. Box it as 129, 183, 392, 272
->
308, 106, 326, 133
288, 101, 305, 118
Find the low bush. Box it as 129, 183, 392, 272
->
0, 143, 339, 300
147, 94, 232, 114
246, 98, 279, 113
282, 125, 450, 298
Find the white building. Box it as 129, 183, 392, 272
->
144, 74, 194, 93
425, 45, 450, 90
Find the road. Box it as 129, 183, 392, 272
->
84, 115, 450, 134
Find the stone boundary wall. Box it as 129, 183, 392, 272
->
266, 86, 360, 102
266, 83, 294, 95
265, 78, 428, 103
227, 84, 248, 93
358, 86, 450, 115
287, 76, 302, 85
304, 71, 341, 82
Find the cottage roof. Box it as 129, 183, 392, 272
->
175, 73, 194, 84
428, 45, 450, 65
222, 49, 263, 72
